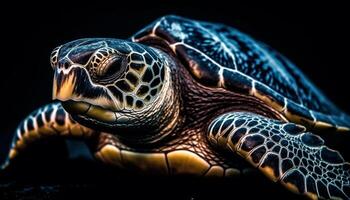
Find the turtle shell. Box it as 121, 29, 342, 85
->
132, 15, 350, 130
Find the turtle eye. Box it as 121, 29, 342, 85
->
88, 47, 127, 84
94, 55, 127, 84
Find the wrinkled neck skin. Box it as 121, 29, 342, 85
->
112, 50, 182, 145
100, 45, 282, 148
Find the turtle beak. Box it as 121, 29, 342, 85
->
52, 67, 78, 101
52, 66, 119, 117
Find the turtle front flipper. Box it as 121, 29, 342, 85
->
207, 112, 350, 200
1, 102, 96, 170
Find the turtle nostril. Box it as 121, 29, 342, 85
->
64, 62, 70, 69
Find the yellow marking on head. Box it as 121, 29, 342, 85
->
166, 150, 210, 176
53, 73, 77, 101
121, 150, 168, 175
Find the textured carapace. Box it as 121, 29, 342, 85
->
133, 15, 350, 131
2, 15, 350, 200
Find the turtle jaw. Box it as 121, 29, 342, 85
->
61, 100, 127, 125
61, 100, 174, 144
52, 50, 181, 144
52, 65, 129, 131
60, 100, 134, 133
52, 65, 121, 110
51, 65, 158, 138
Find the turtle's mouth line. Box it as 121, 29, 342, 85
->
61, 100, 129, 124
62, 100, 162, 143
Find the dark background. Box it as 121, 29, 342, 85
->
0, 1, 350, 199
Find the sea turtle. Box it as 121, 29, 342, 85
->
1, 15, 350, 199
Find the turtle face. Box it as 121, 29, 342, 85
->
51, 38, 173, 137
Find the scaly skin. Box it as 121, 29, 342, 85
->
2, 15, 350, 200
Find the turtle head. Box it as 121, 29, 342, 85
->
51, 38, 178, 142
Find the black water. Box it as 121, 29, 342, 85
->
1, 1, 349, 199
